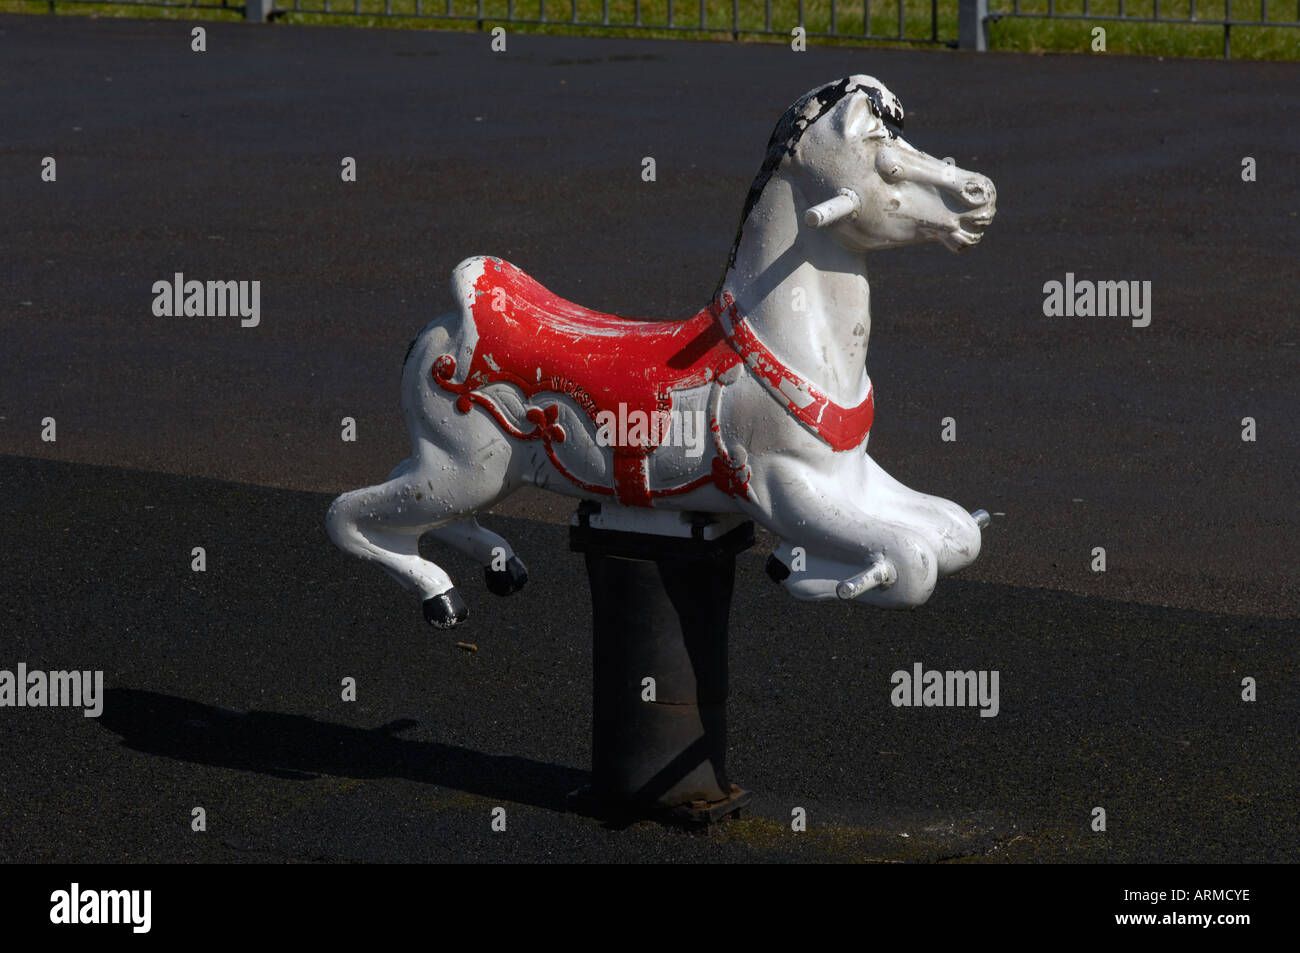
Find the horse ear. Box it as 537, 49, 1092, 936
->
835, 90, 878, 139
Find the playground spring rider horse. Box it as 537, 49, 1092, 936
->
327, 75, 997, 628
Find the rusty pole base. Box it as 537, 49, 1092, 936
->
567, 783, 752, 830
568, 505, 755, 829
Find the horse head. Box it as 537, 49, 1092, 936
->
740, 75, 997, 258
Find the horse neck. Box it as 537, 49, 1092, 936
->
719, 172, 872, 405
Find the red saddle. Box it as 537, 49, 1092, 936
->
431, 258, 740, 505
454, 258, 738, 424
432, 257, 874, 506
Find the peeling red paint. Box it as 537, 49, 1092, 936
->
432, 259, 873, 505
714, 295, 874, 454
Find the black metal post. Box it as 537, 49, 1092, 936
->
569, 506, 754, 826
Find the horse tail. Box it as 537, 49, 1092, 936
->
397, 257, 488, 448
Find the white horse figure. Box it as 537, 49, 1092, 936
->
327, 75, 997, 628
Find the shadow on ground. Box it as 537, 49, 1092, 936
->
99, 688, 586, 811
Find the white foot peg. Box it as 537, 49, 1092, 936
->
836, 556, 897, 601
971, 509, 991, 529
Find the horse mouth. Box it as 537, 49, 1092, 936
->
945, 207, 995, 250
925, 203, 994, 251
934, 224, 986, 252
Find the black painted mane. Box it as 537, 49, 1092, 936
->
712, 77, 904, 300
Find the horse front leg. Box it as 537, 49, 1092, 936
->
741, 458, 944, 609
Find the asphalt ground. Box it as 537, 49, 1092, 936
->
0, 15, 1297, 862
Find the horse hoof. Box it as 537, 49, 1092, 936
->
765, 554, 791, 584
485, 555, 529, 596
423, 590, 468, 629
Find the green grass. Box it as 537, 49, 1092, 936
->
3, 0, 1297, 58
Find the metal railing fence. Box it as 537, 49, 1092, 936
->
36, 0, 1300, 57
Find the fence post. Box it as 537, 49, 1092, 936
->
958, 0, 989, 49
245, 0, 275, 21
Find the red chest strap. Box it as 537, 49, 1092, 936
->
714, 293, 874, 452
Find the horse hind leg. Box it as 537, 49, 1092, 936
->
325, 442, 531, 629
424, 518, 529, 597
326, 470, 470, 628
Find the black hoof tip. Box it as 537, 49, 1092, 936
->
423, 590, 468, 629
765, 554, 791, 584
485, 555, 528, 596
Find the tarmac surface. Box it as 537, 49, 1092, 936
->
1, 14, 1297, 862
